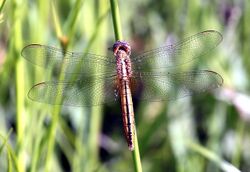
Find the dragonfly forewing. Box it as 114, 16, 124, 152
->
132, 30, 222, 72
21, 44, 116, 76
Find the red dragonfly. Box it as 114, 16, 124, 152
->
21, 30, 223, 151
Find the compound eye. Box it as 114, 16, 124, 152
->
113, 41, 131, 56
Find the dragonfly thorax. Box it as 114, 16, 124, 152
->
113, 41, 133, 79
116, 54, 133, 79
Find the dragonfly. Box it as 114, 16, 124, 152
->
21, 30, 223, 151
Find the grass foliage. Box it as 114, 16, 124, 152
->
0, 0, 250, 171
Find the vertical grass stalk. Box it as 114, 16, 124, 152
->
11, 0, 25, 171
109, 0, 123, 40
45, 2, 68, 171
109, 0, 142, 172
0, 0, 7, 13
85, 1, 108, 171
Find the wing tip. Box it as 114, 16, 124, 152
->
201, 30, 223, 44
202, 70, 224, 89
21, 44, 43, 56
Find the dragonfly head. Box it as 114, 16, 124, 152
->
112, 41, 131, 57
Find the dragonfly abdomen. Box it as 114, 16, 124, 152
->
119, 79, 135, 151
113, 41, 135, 151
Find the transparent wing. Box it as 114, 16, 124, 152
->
132, 30, 222, 72
21, 44, 116, 75
27, 76, 119, 106
130, 70, 223, 101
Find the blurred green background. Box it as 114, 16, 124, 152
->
0, 0, 249, 172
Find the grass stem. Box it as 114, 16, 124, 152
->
132, 130, 143, 172
109, 0, 142, 171
109, 0, 123, 40
45, 2, 69, 171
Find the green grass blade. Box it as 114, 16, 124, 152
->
109, 0, 123, 40
109, 0, 142, 171
186, 140, 241, 172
